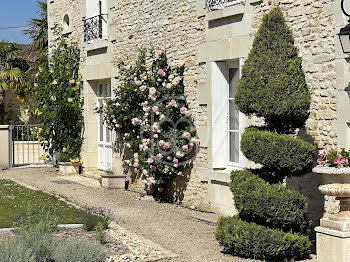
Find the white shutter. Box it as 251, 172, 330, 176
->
238, 58, 247, 168
211, 62, 229, 168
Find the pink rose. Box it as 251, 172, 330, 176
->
167, 156, 172, 161
156, 153, 163, 159
160, 114, 166, 121
182, 145, 189, 152
149, 87, 156, 95
189, 142, 194, 147
155, 49, 162, 57
147, 158, 154, 164
170, 99, 177, 107
154, 134, 158, 139
182, 132, 191, 139
168, 74, 174, 80
139, 85, 146, 92
142, 169, 148, 175
134, 168, 139, 173
133, 162, 139, 168
143, 76, 147, 80
158, 69, 166, 77
152, 106, 159, 113
159, 140, 165, 147
164, 142, 170, 149
135, 80, 141, 86
166, 83, 172, 89
151, 166, 157, 172
176, 152, 183, 158
143, 106, 150, 112
180, 107, 187, 114
173, 158, 179, 164
185, 111, 191, 117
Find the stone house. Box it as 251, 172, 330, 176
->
47, 0, 350, 219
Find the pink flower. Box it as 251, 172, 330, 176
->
147, 158, 154, 164
159, 140, 165, 147
164, 142, 170, 149
152, 106, 159, 113
157, 69, 166, 77
180, 107, 187, 114
154, 134, 158, 139
182, 132, 191, 139
182, 145, 189, 152
172, 77, 180, 85
149, 87, 157, 95
334, 157, 345, 168
160, 114, 166, 121
167, 156, 172, 161
176, 152, 183, 158
135, 80, 141, 86
147, 178, 154, 185
134, 168, 139, 173
166, 83, 172, 89
185, 111, 191, 117
170, 99, 177, 107
143, 76, 147, 80
156, 153, 163, 159
142, 169, 148, 175
151, 166, 157, 172
317, 157, 323, 165
139, 85, 146, 92
168, 74, 174, 80
133, 162, 139, 168
173, 158, 179, 164
155, 49, 162, 57
143, 106, 150, 112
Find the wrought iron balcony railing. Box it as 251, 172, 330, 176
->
83, 14, 108, 42
206, 0, 245, 11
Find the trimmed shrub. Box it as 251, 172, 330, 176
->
79, 207, 111, 231
231, 170, 312, 234
52, 239, 107, 262
234, 7, 311, 131
215, 216, 311, 262
241, 127, 316, 176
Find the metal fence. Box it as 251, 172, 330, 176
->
9, 125, 47, 167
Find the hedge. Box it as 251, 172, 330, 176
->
241, 127, 316, 175
215, 216, 311, 262
230, 170, 312, 234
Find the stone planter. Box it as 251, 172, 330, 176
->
101, 175, 126, 189
58, 162, 79, 175
312, 166, 350, 184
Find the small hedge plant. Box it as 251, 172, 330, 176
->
215, 216, 311, 262
231, 170, 312, 234
241, 127, 316, 176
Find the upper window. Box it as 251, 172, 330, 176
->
84, 0, 108, 42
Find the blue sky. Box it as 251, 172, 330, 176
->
0, 0, 40, 44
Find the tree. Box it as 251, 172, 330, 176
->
25, 1, 48, 68
216, 7, 315, 261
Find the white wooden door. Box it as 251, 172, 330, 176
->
97, 82, 113, 171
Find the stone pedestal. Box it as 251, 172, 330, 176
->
316, 226, 350, 262
317, 183, 350, 262
101, 175, 126, 189
58, 162, 79, 175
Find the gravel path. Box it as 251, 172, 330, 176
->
0, 167, 258, 262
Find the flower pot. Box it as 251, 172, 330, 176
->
101, 175, 126, 189
58, 162, 79, 175
313, 166, 350, 184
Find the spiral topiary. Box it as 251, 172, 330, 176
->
215, 7, 316, 261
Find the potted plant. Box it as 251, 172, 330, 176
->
58, 150, 81, 175
101, 170, 127, 189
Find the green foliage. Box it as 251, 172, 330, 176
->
80, 207, 111, 232
234, 7, 311, 131
12, 232, 58, 262
0, 240, 35, 262
28, 32, 84, 160
94, 222, 107, 244
230, 170, 312, 234
215, 216, 311, 262
241, 127, 316, 177
52, 239, 107, 262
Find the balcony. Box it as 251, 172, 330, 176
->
83, 14, 108, 42
206, 0, 245, 11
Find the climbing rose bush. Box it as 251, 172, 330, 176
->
98, 49, 199, 193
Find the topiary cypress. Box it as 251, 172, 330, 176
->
216, 7, 315, 260
234, 7, 311, 131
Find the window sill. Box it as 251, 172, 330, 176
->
199, 166, 243, 183
84, 39, 109, 52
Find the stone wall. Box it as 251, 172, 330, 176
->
251, 0, 337, 149
48, 0, 211, 210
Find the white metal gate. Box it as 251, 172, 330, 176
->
9, 125, 47, 167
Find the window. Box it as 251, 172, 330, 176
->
206, 0, 245, 11
211, 59, 245, 169
84, 0, 108, 42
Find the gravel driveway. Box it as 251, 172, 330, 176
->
0, 167, 259, 262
